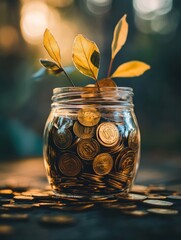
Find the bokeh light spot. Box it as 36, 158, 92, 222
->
20, 1, 52, 44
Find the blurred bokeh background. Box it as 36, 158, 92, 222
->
0, 0, 181, 161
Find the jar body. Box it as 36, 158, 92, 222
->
43, 87, 140, 198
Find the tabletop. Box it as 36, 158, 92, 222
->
0, 154, 181, 240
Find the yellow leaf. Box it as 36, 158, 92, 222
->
111, 14, 128, 60
111, 61, 151, 78
72, 34, 100, 80
43, 29, 61, 67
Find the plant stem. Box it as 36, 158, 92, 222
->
95, 80, 100, 92
107, 58, 113, 77
63, 69, 75, 87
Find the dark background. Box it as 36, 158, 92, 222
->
0, 0, 181, 161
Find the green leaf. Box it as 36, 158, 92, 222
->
111, 61, 151, 78
72, 34, 100, 80
43, 29, 61, 66
111, 14, 128, 60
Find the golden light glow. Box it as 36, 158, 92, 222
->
20, 1, 52, 44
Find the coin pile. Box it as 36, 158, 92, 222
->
0, 185, 180, 219
45, 107, 140, 197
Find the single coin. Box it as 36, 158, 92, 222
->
53, 128, 72, 149
58, 153, 82, 177
13, 196, 34, 201
40, 215, 75, 226
143, 199, 173, 206
128, 129, 140, 151
121, 193, 147, 201
131, 185, 148, 194
123, 210, 148, 216
98, 78, 117, 88
31, 193, 51, 199
64, 204, 94, 211
77, 138, 100, 160
167, 195, 181, 200
0, 213, 29, 221
73, 121, 95, 139
77, 108, 101, 127
148, 208, 178, 215
120, 155, 135, 170
0, 225, 14, 235
147, 185, 166, 193
0, 199, 11, 204
147, 194, 167, 200
2, 204, 33, 210
93, 153, 113, 176
96, 122, 120, 147
115, 148, 135, 172
0, 189, 13, 196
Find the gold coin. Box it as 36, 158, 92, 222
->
93, 153, 113, 176
167, 195, 181, 200
147, 208, 178, 215
53, 128, 72, 149
81, 85, 96, 98
128, 129, 140, 152
40, 215, 75, 225
0, 214, 29, 221
115, 148, 135, 171
77, 138, 100, 160
98, 78, 117, 88
96, 122, 120, 147
143, 199, 173, 206
73, 121, 95, 139
58, 153, 82, 177
123, 210, 148, 216
126, 193, 147, 201
131, 185, 148, 194
77, 108, 101, 127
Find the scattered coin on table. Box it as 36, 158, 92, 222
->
143, 199, 174, 207
148, 208, 179, 215
40, 215, 75, 226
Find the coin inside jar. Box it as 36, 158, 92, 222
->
128, 129, 140, 152
58, 153, 82, 177
98, 78, 117, 88
73, 121, 95, 139
93, 153, 113, 175
77, 138, 100, 160
53, 128, 72, 149
96, 122, 120, 147
77, 108, 101, 127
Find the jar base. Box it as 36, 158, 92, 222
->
51, 188, 129, 200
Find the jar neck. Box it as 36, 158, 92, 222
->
51, 87, 134, 110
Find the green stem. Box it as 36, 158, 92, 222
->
63, 69, 75, 87
107, 58, 113, 77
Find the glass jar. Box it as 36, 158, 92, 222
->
43, 87, 140, 198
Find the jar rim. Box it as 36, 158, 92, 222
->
53, 86, 133, 95
51, 87, 134, 109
